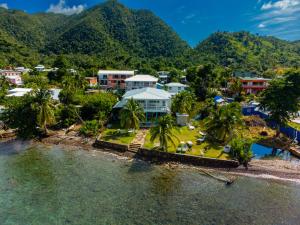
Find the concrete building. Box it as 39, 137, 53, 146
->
125, 75, 158, 91
240, 77, 270, 94
98, 70, 134, 90
165, 82, 188, 96
158, 71, 170, 84
85, 77, 98, 87
114, 87, 172, 126
0, 70, 23, 86
35, 65, 45, 72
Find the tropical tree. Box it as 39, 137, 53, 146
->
260, 70, 300, 136
1, 94, 39, 138
150, 115, 178, 152
228, 78, 243, 98
120, 98, 145, 130
0, 76, 10, 103
171, 91, 196, 115
205, 102, 244, 143
32, 89, 56, 135
186, 64, 230, 100
229, 137, 253, 169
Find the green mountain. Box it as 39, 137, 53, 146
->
1, 2, 300, 72
0, 0, 189, 68
194, 31, 300, 72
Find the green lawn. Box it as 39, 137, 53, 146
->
101, 128, 136, 145
144, 126, 230, 160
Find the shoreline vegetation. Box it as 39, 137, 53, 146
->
0, 1, 299, 187
1, 128, 299, 184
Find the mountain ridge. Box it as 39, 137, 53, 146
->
0, 1, 300, 72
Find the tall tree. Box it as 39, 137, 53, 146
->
0, 76, 10, 103
120, 98, 145, 130
260, 70, 300, 135
171, 91, 196, 116
229, 137, 253, 169
205, 102, 244, 143
186, 64, 228, 100
150, 115, 178, 152
31, 89, 56, 135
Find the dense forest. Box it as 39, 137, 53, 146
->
0, 0, 300, 73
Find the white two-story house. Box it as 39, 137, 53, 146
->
114, 87, 172, 126
125, 75, 158, 91
165, 82, 188, 96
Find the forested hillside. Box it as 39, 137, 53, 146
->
0, 1, 300, 73
195, 31, 300, 72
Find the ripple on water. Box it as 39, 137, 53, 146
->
0, 141, 299, 225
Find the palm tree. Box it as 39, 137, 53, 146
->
171, 91, 195, 115
32, 89, 56, 135
120, 98, 145, 130
150, 115, 178, 152
205, 102, 243, 143
228, 78, 243, 98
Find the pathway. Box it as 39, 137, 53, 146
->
128, 129, 148, 153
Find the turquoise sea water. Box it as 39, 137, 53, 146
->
0, 141, 300, 225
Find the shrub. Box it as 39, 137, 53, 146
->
79, 120, 99, 137
229, 138, 253, 169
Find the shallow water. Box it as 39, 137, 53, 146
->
252, 143, 300, 163
0, 141, 300, 225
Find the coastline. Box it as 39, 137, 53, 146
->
2, 133, 300, 184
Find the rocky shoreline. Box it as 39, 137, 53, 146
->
1, 132, 300, 184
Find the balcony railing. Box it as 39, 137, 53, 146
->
143, 106, 170, 113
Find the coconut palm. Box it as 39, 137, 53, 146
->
171, 91, 195, 115
32, 89, 56, 135
150, 115, 178, 152
120, 98, 145, 130
205, 102, 243, 143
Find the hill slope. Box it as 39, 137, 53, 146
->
194, 31, 300, 71
0, 1, 189, 63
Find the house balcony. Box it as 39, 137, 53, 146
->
143, 106, 170, 113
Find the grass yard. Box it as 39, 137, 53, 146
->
101, 128, 136, 145
143, 126, 231, 160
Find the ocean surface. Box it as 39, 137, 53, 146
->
0, 141, 299, 225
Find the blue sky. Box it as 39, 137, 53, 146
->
1, 0, 300, 46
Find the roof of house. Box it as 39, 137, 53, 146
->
125, 75, 158, 82
114, 88, 171, 108
98, 70, 135, 75
8, 88, 32, 93
165, 82, 188, 87
239, 77, 271, 81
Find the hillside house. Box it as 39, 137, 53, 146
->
125, 75, 158, 91
114, 87, 172, 126
98, 70, 135, 90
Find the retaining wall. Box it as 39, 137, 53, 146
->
93, 140, 128, 152
137, 148, 239, 168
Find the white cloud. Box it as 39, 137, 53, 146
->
47, 0, 85, 15
261, 0, 299, 10
255, 0, 300, 40
0, 3, 8, 9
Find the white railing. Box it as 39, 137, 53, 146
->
143, 106, 170, 113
